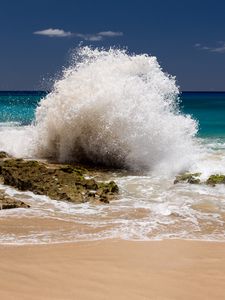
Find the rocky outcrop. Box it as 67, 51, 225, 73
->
206, 174, 225, 186
174, 173, 201, 184
0, 190, 30, 210
0, 158, 119, 204
174, 172, 225, 187
0, 151, 11, 159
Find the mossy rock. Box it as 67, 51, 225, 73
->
0, 158, 119, 204
97, 181, 119, 193
59, 165, 85, 176
174, 173, 201, 184
206, 174, 225, 186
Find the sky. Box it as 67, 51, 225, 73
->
0, 0, 225, 91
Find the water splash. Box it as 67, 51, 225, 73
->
0, 47, 198, 173
32, 47, 198, 173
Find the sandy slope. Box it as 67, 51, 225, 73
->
0, 240, 225, 300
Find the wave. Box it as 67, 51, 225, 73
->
0, 47, 198, 173
0, 121, 21, 127
32, 47, 198, 173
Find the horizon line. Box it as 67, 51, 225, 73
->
0, 90, 225, 93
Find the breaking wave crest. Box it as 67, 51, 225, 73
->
4, 47, 199, 173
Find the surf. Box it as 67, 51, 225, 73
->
0, 47, 198, 174
30, 47, 197, 173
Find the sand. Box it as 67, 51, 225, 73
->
0, 240, 225, 300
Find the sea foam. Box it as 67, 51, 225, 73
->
1, 47, 198, 173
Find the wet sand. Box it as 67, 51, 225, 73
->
0, 240, 225, 300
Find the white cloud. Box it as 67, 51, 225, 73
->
34, 28, 72, 37
195, 42, 225, 53
75, 31, 123, 41
98, 31, 123, 37
87, 35, 103, 41
34, 28, 123, 41
211, 42, 225, 53
76, 33, 103, 41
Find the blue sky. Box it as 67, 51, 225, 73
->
0, 0, 225, 91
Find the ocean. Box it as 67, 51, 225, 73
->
1, 91, 225, 138
0, 47, 225, 244
181, 92, 225, 138
0, 91, 45, 126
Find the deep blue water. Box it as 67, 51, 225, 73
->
0, 91, 225, 138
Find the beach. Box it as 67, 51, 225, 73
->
0, 240, 225, 300
1, 1, 225, 299
0, 49, 225, 300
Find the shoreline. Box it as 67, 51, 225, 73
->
0, 239, 225, 300
2, 237, 225, 246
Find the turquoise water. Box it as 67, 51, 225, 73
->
0, 91, 225, 138
181, 92, 225, 138
0, 91, 46, 125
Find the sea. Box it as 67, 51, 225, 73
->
0, 47, 225, 245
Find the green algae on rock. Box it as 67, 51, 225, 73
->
206, 174, 225, 186
174, 172, 225, 187
174, 173, 201, 184
0, 158, 119, 204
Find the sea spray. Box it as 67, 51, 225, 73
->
33, 47, 198, 172
1, 47, 199, 173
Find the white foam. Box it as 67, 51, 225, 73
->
0, 47, 198, 174
1, 169, 225, 245
0, 125, 35, 158
0, 121, 21, 127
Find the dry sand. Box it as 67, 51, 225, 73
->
0, 240, 225, 300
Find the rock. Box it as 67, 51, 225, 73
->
59, 165, 86, 175
0, 151, 11, 159
187, 177, 201, 184
206, 174, 225, 186
174, 172, 225, 187
174, 173, 201, 184
0, 190, 30, 210
0, 158, 119, 204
